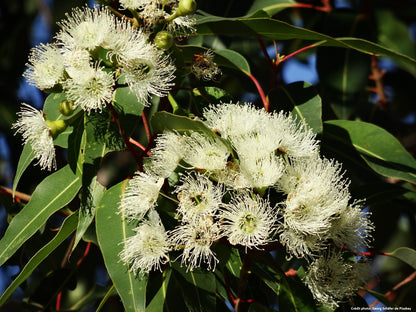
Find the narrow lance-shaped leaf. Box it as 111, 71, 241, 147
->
0, 213, 78, 306
172, 263, 217, 312
96, 180, 148, 312
195, 17, 416, 68
324, 120, 416, 184
146, 268, 172, 312
12, 143, 35, 197
151, 111, 219, 140
0, 165, 81, 266
246, 0, 297, 17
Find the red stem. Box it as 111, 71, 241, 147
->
129, 138, 151, 155
56, 292, 62, 311
293, 1, 332, 12
77, 242, 91, 267
222, 270, 236, 305
278, 43, 319, 65
142, 110, 152, 144
246, 72, 269, 112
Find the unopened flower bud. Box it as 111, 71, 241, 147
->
46, 119, 67, 138
154, 31, 174, 50
59, 100, 75, 116
176, 0, 197, 17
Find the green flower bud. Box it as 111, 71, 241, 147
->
154, 31, 174, 50
59, 100, 75, 116
46, 119, 67, 138
176, 0, 197, 17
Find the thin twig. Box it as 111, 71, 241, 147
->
142, 109, 152, 144
245, 72, 270, 112
0, 185, 31, 202
370, 55, 388, 110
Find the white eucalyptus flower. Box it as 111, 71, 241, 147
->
119, 172, 164, 220
277, 156, 352, 258
12, 104, 56, 171
170, 217, 220, 271
304, 251, 370, 309
64, 63, 115, 113
330, 203, 374, 252
62, 47, 92, 79
119, 216, 171, 274
23, 43, 65, 90
181, 131, 230, 171
146, 131, 185, 178
174, 172, 223, 222
121, 51, 175, 105
221, 192, 278, 250
56, 6, 116, 50
119, 0, 152, 10
203, 103, 319, 159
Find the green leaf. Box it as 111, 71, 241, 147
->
0, 165, 81, 266
114, 86, 145, 116
172, 264, 217, 312
12, 143, 35, 197
278, 275, 316, 312
388, 247, 416, 270
376, 10, 416, 76
146, 269, 172, 312
178, 45, 251, 74
96, 180, 148, 312
246, 0, 296, 17
195, 17, 416, 68
0, 213, 78, 306
74, 111, 124, 249
269, 81, 322, 134
316, 11, 371, 119
43, 93, 82, 148
324, 120, 416, 184
215, 49, 251, 74
74, 176, 105, 249
151, 111, 218, 140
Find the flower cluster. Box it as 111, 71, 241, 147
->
119, 102, 374, 307
14, 2, 197, 170
25, 5, 176, 111
119, 0, 197, 35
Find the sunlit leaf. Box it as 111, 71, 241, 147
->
195, 17, 416, 68
324, 120, 416, 184
0, 165, 81, 266
96, 180, 148, 312
12, 143, 35, 197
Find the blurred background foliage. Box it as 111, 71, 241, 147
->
0, 0, 415, 310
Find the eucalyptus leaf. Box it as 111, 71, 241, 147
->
269, 81, 322, 134
96, 180, 148, 312
0, 213, 78, 305
12, 143, 35, 197
0, 165, 81, 266
388, 247, 416, 270
195, 17, 416, 68
324, 120, 416, 184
